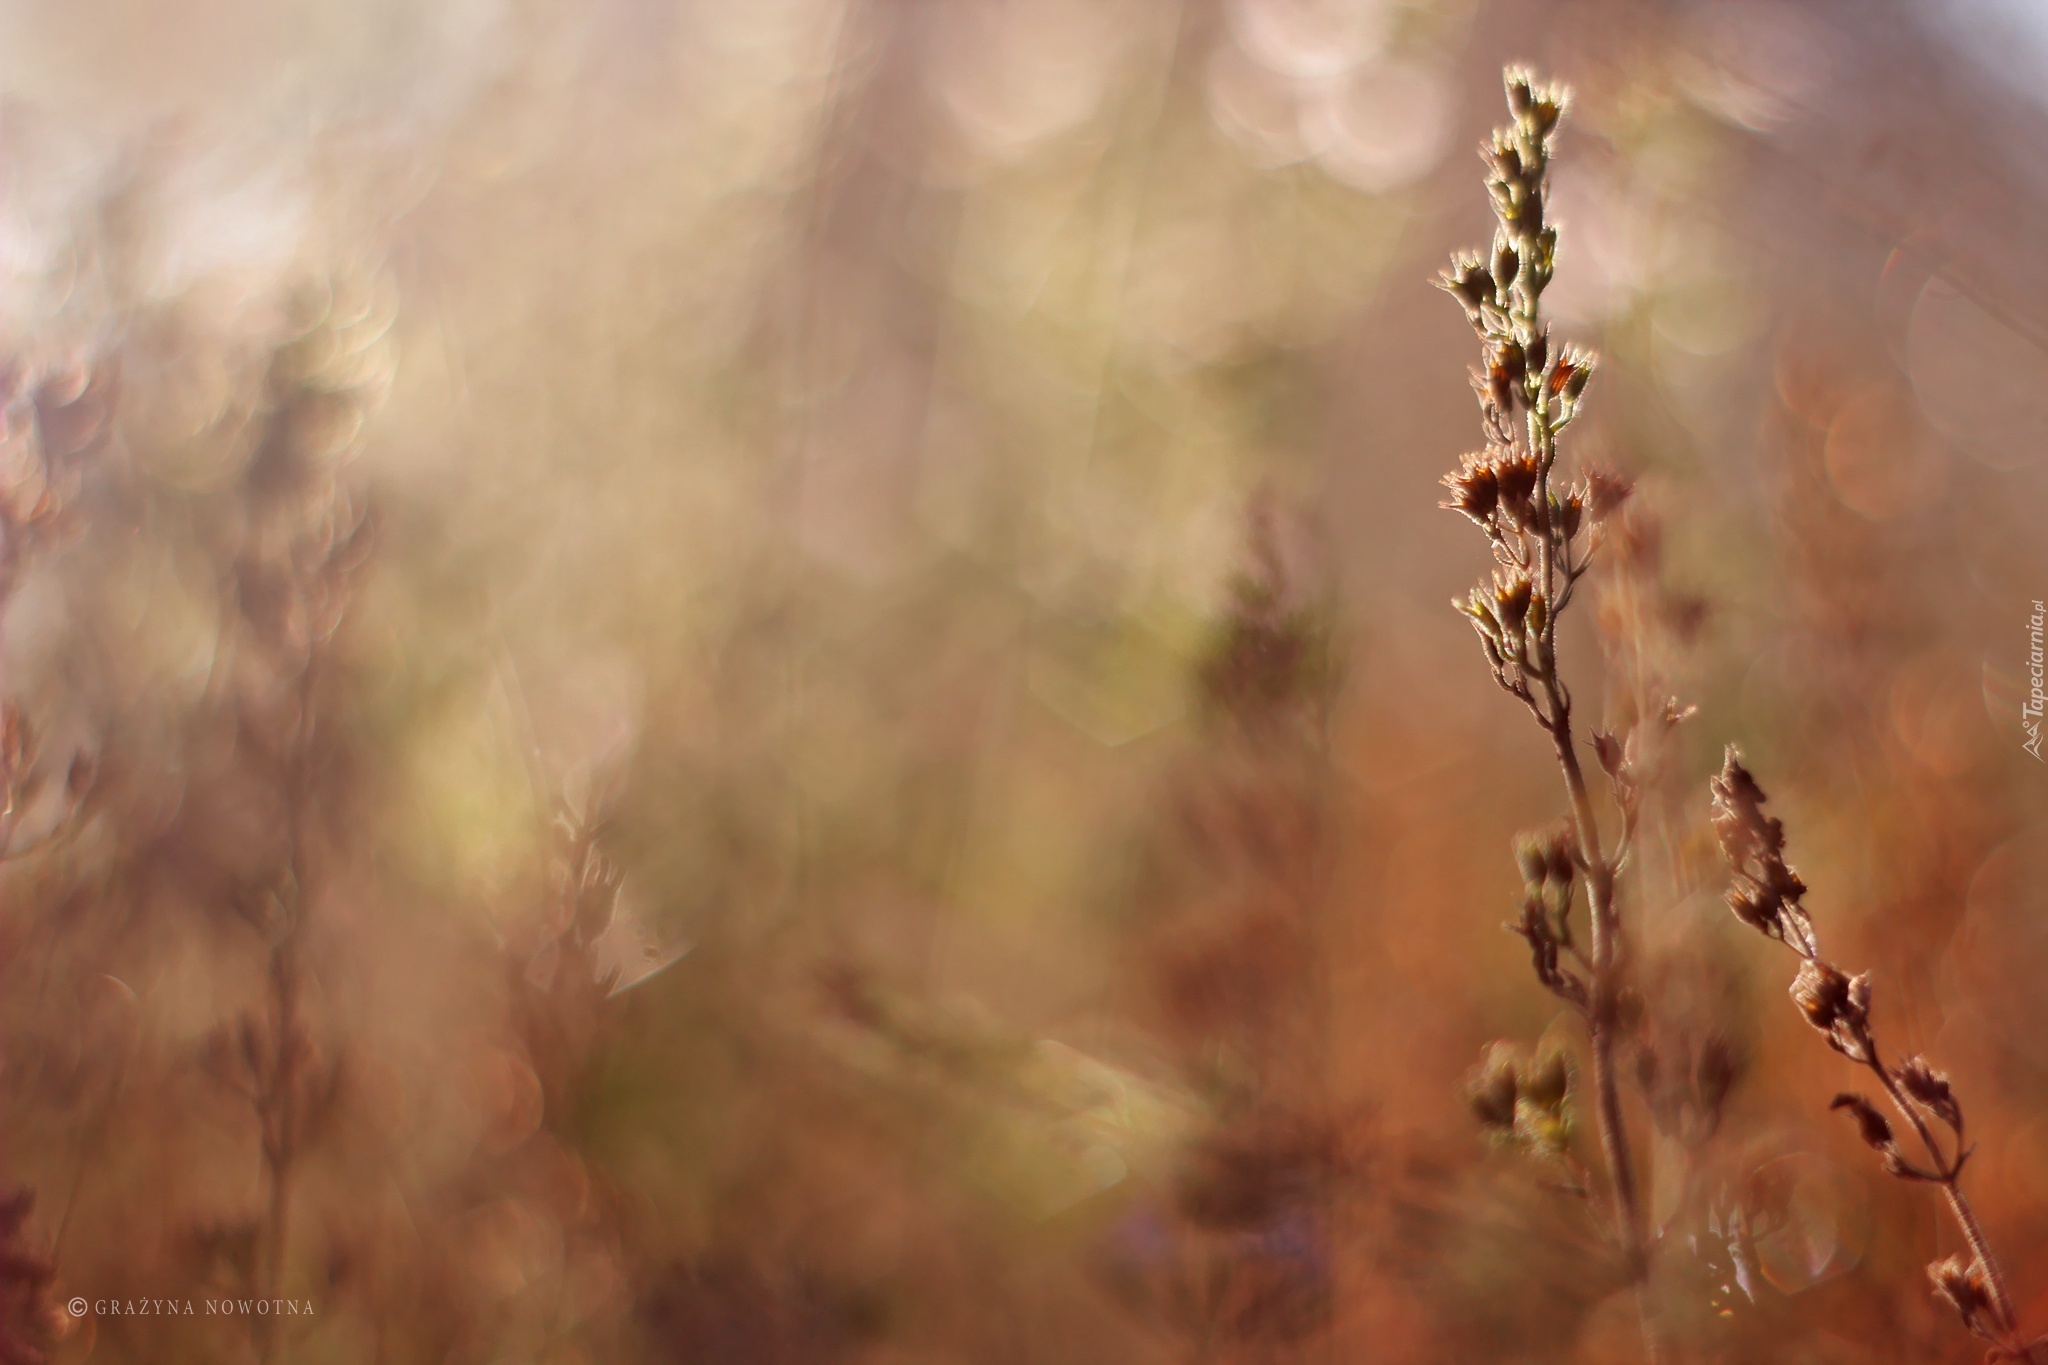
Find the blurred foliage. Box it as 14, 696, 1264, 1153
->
0, 0, 2036, 1362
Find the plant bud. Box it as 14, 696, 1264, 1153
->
1466, 1043, 1522, 1131
1490, 339, 1526, 385
1437, 254, 1495, 318
1487, 362, 1516, 412
1505, 70, 1535, 118
1830, 1093, 1894, 1151
1461, 589, 1502, 638
1545, 838, 1574, 886
1556, 494, 1582, 542
1521, 1046, 1569, 1111
1494, 573, 1533, 636
1492, 239, 1520, 292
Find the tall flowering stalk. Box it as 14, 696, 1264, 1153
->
1438, 69, 1656, 1332
1711, 749, 2042, 1364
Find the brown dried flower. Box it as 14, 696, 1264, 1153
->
1441, 456, 1500, 526
1829, 1093, 1894, 1151
1899, 1056, 1963, 1131
1930, 1255, 2004, 1342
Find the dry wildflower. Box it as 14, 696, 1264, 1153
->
1711, 748, 2040, 1361
1438, 69, 1664, 1352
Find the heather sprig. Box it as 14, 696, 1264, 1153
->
1438, 69, 1658, 1331
1711, 748, 2041, 1363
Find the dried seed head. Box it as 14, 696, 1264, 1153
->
1490, 338, 1527, 386
1898, 1056, 1962, 1129
1710, 746, 1787, 869
1929, 1255, 2001, 1339
1791, 959, 1860, 1036
1764, 858, 1809, 905
1726, 884, 1783, 937
1505, 68, 1567, 135
1484, 133, 1524, 187
1591, 731, 1624, 779
1829, 1093, 1894, 1151
1556, 493, 1583, 542
1493, 453, 1539, 527
1493, 572, 1534, 636
1484, 361, 1516, 412
1491, 238, 1520, 293
1441, 456, 1500, 526
1504, 70, 1535, 118
1547, 346, 1595, 404
1438, 254, 1496, 319
1458, 587, 1502, 641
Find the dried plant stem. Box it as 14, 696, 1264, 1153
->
1865, 995, 2026, 1353
1538, 669, 1648, 1285
1712, 751, 2040, 1362
1544, 553, 1656, 1357
1440, 71, 1661, 1361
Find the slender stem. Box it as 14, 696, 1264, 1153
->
1550, 701, 1648, 1272
1535, 478, 1656, 1364
1864, 1044, 2026, 1347
1454, 75, 1660, 1363
1946, 1186, 2022, 1342
1523, 277, 1651, 1302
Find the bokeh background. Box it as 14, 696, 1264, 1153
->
0, 0, 2044, 1360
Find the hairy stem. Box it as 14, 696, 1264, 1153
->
1525, 238, 1650, 1307
1865, 1044, 2026, 1349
